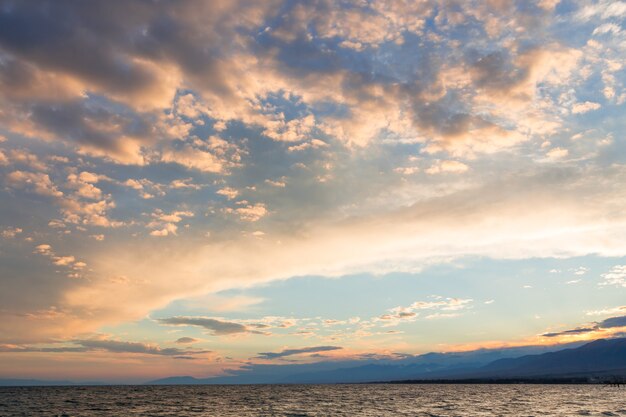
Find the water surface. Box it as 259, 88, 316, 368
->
1, 384, 625, 416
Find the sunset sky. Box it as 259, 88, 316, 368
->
0, 0, 625, 383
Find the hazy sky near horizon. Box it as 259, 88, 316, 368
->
0, 0, 625, 382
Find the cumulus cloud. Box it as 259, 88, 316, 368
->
572, 101, 601, 114
5, 171, 63, 198
7, 149, 48, 171
216, 187, 239, 200
0, 0, 592, 165
224, 203, 268, 222
148, 209, 194, 237
33, 243, 87, 278
170, 178, 202, 190
161, 145, 225, 173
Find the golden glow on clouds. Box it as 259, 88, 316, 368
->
0, 0, 625, 380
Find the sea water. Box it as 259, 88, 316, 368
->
1, 384, 625, 416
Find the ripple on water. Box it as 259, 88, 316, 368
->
0, 384, 625, 416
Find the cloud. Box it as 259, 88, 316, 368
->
256, 345, 342, 360
377, 297, 473, 326
48, 168, 626, 344
572, 101, 601, 114
288, 139, 328, 152
265, 179, 286, 188
74, 339, 209, 356
7, 149, 48, 171
170, 178, 202, 190
224, 203, 268, 222
33, 243, 87, 279
161, 145, 225, 173
0, 339, 210, 356
60, 196, 122, 228
48, 220, 66, 229
0, 0, 625, 356
541, 327, 598, 338
9, 100, 153, 165
586, 306, 626, 316
598, 315, 626, 329
66, 172, 103, 200
0, 0, 587, 165
541, 315, 626, 338
600, 265, 626, 288
1, 227, 22, 239
175, 337, 198, 344
147, 209, 194, 237
425, 160, 469, 175
5, 171, 63, 198
0, 345, 88, 353
216, 187, 239, 200
157, 316, 254, 336
546, 147, 569, 160
577, 1, 626, 21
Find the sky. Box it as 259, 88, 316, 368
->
0, 0, 625, 383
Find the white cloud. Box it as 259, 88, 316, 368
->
546, 147, 569, 160
593, 23, 622, 36
425, 160, 469, 175
161, 145, 224, 173
586, 306, 626, 316
376, 296, 473, 326
572, 101, 601, 114
600, 265, 626, 288
265, 179, 286, 188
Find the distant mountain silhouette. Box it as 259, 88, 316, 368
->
468, 338, 626, 378
5, 338, 623, 386
0, 378, 78, 386
146, 340, 587, 385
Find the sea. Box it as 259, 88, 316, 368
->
0, 384, 625, 416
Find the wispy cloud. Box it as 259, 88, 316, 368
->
0, 339, 210, 357
541, 315, 626, 338
256, 346, 342, 360
157, 316, 264, 336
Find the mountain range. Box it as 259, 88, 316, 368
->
2, 338, 624, 386
147, 338, 626, 385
